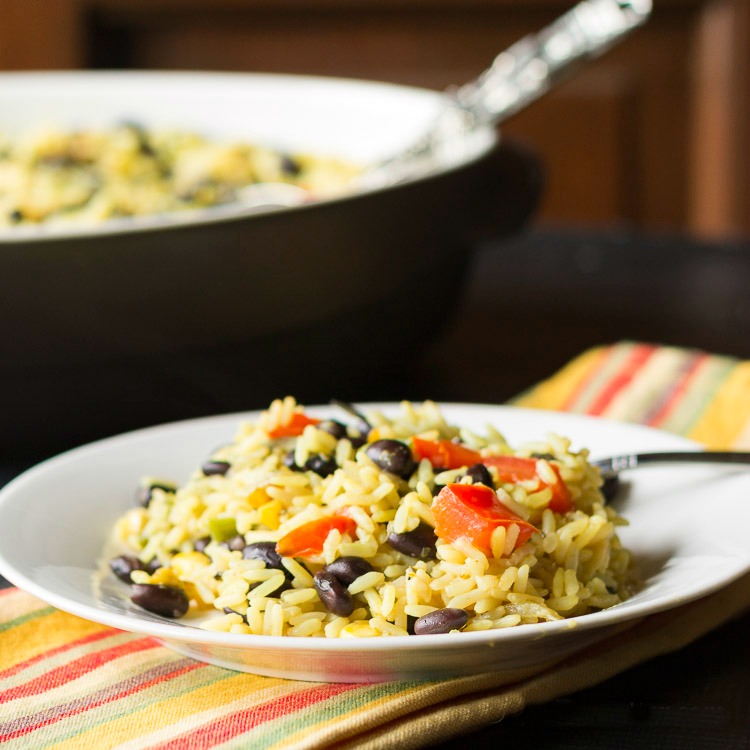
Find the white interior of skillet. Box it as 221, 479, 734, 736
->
0, 71, 496, 240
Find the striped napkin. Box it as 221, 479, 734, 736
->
3, 341, 750, 750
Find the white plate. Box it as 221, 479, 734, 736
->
1, 404, 749, 683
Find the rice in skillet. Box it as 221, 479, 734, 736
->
0, 125, 360, 227
108, 398, 635, 637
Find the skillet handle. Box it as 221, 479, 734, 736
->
456, 0, 652, 127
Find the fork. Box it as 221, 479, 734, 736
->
592, 450, 750, 500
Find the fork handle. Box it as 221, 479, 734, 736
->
594, 450, 750, 478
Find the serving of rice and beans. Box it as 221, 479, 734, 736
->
108, 398, 636, 638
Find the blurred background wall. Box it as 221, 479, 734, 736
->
2, 0, 748, 240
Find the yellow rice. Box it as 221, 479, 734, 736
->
109, 397, 636, 637
0, 125, 360, 227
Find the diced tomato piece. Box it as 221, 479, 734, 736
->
481, 455, 537, 482
275, 515, 357, 558
267, 412, 321, 439
410, 439, 573, 513
432, 483, 537, 554
411, 437, 482, 470
481, 455, 573, 513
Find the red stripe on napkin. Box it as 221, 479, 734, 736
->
1, 660, 202, 741
646, 352, 708, 426
0, 628, 117, 681
150, 683, 360, 750
586, 343, 656, 415
0, 637, 159, 701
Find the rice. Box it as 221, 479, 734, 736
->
107, 398, 636, 637
0, 126, 360, 227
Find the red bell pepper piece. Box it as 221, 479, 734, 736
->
267, 412, 321, 439
412, 438, 573, 513
412, 437, 482, 469
275, 515, 357, 558
432, 483, 537, 554
481, 455, 573, 513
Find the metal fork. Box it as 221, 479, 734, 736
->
593, 451, 750, 479
592, 451, 750, 500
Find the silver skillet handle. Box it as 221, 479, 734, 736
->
367, 0, 652, 184
454, 0, 652, 126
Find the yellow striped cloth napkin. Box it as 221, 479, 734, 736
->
2, 341, 750, 750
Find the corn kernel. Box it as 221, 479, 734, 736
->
259, 499, 282, 530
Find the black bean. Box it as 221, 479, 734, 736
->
465, 463, 494, 488
123, 121, 157, 158
531, 452, 556, 461
223, 534, 247, 552
202, 459, 230, 477
283, 450, 302, 471
243, 541, 292, 578
137, 481, 176, 507
601, 473, 621, 503
387, 523, 438, 560
145, 558, 163, 574
304, 453, 337, 477
316, 419, 347, 440
109, 555, 147, 583
313, 570, 354, 617
330, 399, 372, 439
413, 608, 469, 635
324, 556, 374, 586
255, 577, 293, 597
223, 606, 247, 622
193, 535, 211, 553
406, 614, 418, 635
365, 439, 416, 479
130, 583, 189, 618
280, 154, 302, 175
